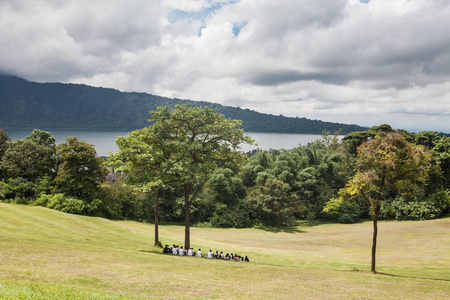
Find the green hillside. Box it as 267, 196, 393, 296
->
0, 75, 367, 134
0, 203, 449, 299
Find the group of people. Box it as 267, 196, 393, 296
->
163, 245, 250, 262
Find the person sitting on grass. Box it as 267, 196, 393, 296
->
187, 247, 194, 256
224, 253, 230, 260
245, 256, 250, 262
178, 246, 185, 256
172, 245, 178, 255
163, 245, 171, 254
207, 250, 214, 259
197, 249, 203, 257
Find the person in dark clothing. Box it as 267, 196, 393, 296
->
163, 245, 171, 254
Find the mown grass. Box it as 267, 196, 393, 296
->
0, 203, 449, 299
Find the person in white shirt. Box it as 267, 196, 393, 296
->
178, 246, 185, 256
207, 250, 214, 259
197, 249, 203, 257
187, 248, 194, 256
172, 245, 178, 255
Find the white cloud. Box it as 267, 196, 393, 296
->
1, 0, 450, 132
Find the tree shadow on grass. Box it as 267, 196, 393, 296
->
254, 225, 306, 234
139, 249, 161, 255
255, 219, 339, 233
376, 272, 450, 282
349, 270, 450, 282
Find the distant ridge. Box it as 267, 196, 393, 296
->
0, 75, 368, 134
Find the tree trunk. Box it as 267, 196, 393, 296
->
184, 184, 191, 250
371, 204, 380, 273
153, 189, 161, 247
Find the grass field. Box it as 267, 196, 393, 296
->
0, 203, 449, 299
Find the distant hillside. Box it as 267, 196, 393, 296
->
0, 75, 367, 134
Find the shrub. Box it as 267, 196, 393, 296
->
388, 196, 444, 220
33, 193, 100, 215
337, 201, 361, 223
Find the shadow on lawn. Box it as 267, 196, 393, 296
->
255, 219, 337, 233
255, 226, 306, 234
140, 249, 161, 255
376, 272, 450, 282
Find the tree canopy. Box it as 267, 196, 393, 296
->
329, 132, 433, 272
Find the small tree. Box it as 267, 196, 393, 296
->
332, 132, 432, 273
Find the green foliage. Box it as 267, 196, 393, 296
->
414, 131, 441, 150
99, 180, 151, 221
26, 129, 56, 148
337, 201, 361, 223
54, 137, 107, 200
388, 197, 443, 220
433, 137, 450, 188
1, 122, 449, 229
246, 178, 299, 226
0, 128, 9, 158
210, 205, 252, 228
0, 178, 35, 201
0, 75, 368, 134
331, 131, 435, 272
33, 193, 100, 215
381, 191, 450, 220
0, 138, 56, 182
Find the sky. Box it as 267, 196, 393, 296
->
1, 0, 449, 132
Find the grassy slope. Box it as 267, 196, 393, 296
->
0, 203, 449, 299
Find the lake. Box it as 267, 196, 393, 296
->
5, 129, 332, 156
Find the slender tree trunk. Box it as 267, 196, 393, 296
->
153, 189, 161, 247
184, 184, 191, 250
371, 204, 380, 273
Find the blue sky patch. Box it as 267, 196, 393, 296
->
232, 22, 248, 37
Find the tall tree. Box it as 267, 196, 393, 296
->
149, 104, 253, 249
1, 134, 56, 182
332, 132, 432, 273
54, 137, 107, 201
113, 126, 172, 247
247, 178, 299, 226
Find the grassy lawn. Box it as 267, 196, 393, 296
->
0, 203, 449, 299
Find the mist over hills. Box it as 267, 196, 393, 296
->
0, 75, 367, 134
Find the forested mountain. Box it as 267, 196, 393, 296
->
0, 75, 367, 133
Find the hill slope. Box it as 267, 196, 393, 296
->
0, 75, 367, 134
0, 203, 449, 299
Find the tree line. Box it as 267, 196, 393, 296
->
1, 107, 449, 248
1, 109, 448, 229
2, 105, 449, 272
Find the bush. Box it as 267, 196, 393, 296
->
33, 193, 100, 215
388, 196, 444, 220
337, 201, 361, 223
210, 206, 253, 228
0, 178, 36, 200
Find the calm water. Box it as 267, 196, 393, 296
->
5, 129, 330, 156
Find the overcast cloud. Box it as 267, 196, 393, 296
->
1, 0, 449, 132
